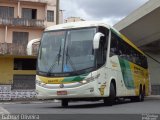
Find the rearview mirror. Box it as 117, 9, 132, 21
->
93, 32, 104, 49
27, 38, 40, 55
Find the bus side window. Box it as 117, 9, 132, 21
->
120, 40, 131, 61
144, 57, 148, 68
110, 31, 148, 69
110, 34, 119, 57
110, 36, 116, 56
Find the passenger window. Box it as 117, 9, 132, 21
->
110, 33, 121, 57
110, 31, 148, 69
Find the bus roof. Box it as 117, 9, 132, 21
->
45, 21, 145, 56
45, 21, 110, 31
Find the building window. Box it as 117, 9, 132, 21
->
14, 58, 36, 70
22, 8, 37, 19
13, 32, 29, 45
0, 6, 14, 18
47, 10, 54, 22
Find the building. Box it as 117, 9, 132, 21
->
0, 0, 61, 100
65, 17, 85, 23
59, 10, 64, 24
114, 0, 160, 95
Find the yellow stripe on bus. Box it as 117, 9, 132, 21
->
38, 76, 65, 84
129, 62, 149, 96
120, 34, 145, 55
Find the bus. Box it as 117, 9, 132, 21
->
28, 21, 150, 107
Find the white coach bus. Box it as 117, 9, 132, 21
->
28, 21, 150, 107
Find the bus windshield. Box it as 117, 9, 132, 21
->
37, 27, 96, 76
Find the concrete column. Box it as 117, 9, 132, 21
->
147, 52, 160, 95
18, 1, 21, 18
56, 0, 59, 24
4, 26, 8, 54
4, 26, 8, 43
59, 10, 64, 24
44, 4, 47, 27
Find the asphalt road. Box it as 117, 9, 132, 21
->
0, 96, 160, 120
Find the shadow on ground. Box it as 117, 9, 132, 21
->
46, 99, 134, 109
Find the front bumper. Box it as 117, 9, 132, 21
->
36, 81, 99, 99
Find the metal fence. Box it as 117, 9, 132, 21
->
19, 0, 48, 3
0, 43, 39, 56
0, 17, 45, 28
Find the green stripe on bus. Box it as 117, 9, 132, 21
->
118, 57, 135, 89
62, 74, 88, 83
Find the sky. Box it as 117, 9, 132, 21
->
60, 0, 149, 26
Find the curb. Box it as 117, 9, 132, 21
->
146, 95, 160, 100
0, 99, 60, 105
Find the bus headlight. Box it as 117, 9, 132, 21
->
79, 74, 100, 84
36, 80, 46, 86
79, 77, 94, 84
80, 80, 87, 84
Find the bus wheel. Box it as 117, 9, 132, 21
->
142, 86, 145, 101
103, 82, 116, 106
137, 86, 144, 102
131, 86, 144, 102
61, 99, 69, 107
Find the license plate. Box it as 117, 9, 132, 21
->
57, 91, 67, 95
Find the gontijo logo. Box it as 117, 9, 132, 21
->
38, 76, 64, 84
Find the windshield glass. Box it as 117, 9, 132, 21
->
37, 27, 96, 76
65, 29, 95, 72
38, 31, 66, 73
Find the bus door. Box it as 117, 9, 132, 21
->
95, 27, 109, 95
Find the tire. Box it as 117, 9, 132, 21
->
141, 86, 145, 101
142, 86, 145, 101
137, 86, 144, 102
61, 99, 69, 107
103, 82, 116, 106
131, 86, 144, 102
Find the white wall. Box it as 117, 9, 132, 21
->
147, 53, 160, 85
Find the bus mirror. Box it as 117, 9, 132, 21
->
27, 38, 40, 55
93, 32, 104, 49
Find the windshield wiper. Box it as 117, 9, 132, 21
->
65, 47, 77, 72
47, 45, 61, 76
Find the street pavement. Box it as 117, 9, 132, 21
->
0, 107, 9, 114
0, 96, 160, 120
